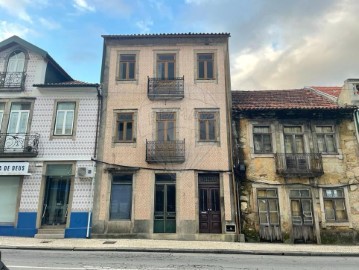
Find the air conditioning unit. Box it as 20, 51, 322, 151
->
77, 166, 95, 178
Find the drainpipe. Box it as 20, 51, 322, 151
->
86, 84, 102, 238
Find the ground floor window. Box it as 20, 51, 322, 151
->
154, 174, 176, 233
0, 176, 20, 224
257, 188, 281, 241
110, 174, 133, 220
323, 188, 348, 222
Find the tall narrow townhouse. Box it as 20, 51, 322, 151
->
93, 33, 238, 241
0, 36, 100, 238
232, 88, 359, 244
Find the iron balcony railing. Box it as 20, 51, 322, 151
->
148, 76, 184, 100
275, 153, 323, 177
0, 72, 26, 90
146, 139, 185, 163
0, 133, 40, 157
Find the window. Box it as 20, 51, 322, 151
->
157, 54, 175, 79
197, 53, 214, 80
284, 126, 304, 154
156, 112, 176, 141
253, 126, 272, 153
7, 103, 30, 134
0, 176, 21, 223
199, 112, 218, 141
257, 189, 280, 226
0, 103, 5, 131
119, 54, 136, 80
323, 188, 348, 222
110, 174, 132, 220
116, 113, 134, 142
2, 50, 26, 88
315, 125, 337, 154
54, 102, 76, 136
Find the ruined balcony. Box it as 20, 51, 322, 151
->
0, 133, 40, 157
275, 153, 323, 178
146, 140, 185, 163
147, 77, 184, 100
0, 72, 26, 91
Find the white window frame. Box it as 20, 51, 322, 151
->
54, 102, 75, 136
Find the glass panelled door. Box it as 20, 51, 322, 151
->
157, 54, 175, 80
154, 174, 176, 233
41, 176, 71, 226
5, 103, 30, 152
284, 126, 307, 171
5, 50, 25, 87
199, 174, 221, 233
156, 112, 176, 159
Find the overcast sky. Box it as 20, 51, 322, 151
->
0, 0, 358, 89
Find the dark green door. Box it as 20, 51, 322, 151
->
41, 176, 71, 226
154, 180, 176, 233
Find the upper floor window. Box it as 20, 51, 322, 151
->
0, 103, 4, 130
1, 50, 26, 89
54, 102, 76, 136
116, 112, 134, 142
284, 126, 304, 154
156, 112, 176, 141
157, 54, 175, 80
197, 53, 214, 80
315, 125, 337, 154
253, 126, 272, 153
119, 54, 136, 80
198, 111, 219, 142
7, 50, 26, 73
323, 188, 348, 222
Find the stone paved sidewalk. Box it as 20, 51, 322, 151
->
1, 237, 359, 256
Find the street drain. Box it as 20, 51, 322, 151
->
103, 241, 116, 244
41, 241, 52, 243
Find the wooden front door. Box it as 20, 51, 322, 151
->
199, 174, 221, 233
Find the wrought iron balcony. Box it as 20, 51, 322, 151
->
275, 153, 323, 177
0, 72, 26, 90
0, 133, 40, 157
146, 140, 185, 163
148, 76, 184, 100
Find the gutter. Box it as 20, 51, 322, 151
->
86, 84, 102, 238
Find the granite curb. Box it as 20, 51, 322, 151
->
1, 245, 359, 257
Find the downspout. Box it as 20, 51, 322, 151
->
224, 36, 241, 239
86, 84, 102, 238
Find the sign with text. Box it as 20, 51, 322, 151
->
0, 162, 29, 175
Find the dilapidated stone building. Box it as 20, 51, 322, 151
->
232, 88, 359, 244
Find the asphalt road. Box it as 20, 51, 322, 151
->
1, 249, 359, 270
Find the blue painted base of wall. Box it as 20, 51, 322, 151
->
0, 212, 37, 237
0, 212, 91, 238
65, 212, 91, 238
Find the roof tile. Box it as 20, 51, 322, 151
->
232, 89, 345, 111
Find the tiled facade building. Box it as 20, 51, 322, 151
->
0, 36, 99, 238
92, 33, 238, 241
232, 87, 359, 244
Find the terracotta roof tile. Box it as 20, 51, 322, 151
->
310, 86, 342, 98
102, 33, 230, 39
232, 89, 347, 111
33, 80, 99, 87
